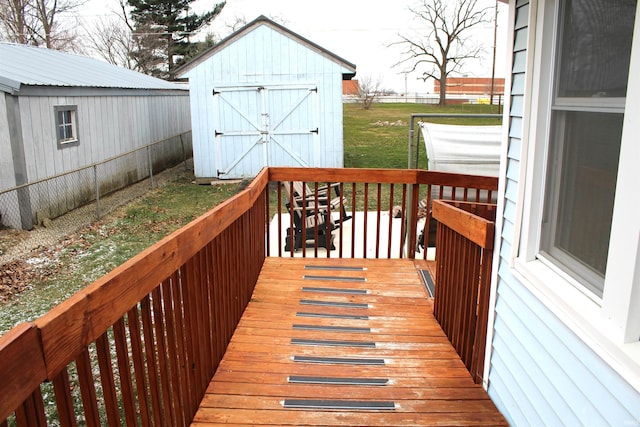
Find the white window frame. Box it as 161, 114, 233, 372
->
54, 105, 79, 148
513, 0, 640, 389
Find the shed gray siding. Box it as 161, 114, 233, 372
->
14, 92, 189, 182
0, 89, 190, 229
181, 18, 353, 180
0, 93, 17, 188
487, 0, 640, 425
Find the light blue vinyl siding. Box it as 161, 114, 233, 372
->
488, 0, 640, 425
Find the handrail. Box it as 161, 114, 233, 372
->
0, 169, 270, 425
432, 200, 497, 384
0, 167, 498, 425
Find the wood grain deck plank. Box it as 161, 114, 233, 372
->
192, 257, 507, 426
198, 395, 498, 411
192, 408, 506, 426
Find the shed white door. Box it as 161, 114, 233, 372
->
213, 84, 319, 178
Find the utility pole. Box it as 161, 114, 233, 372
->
490, 0, 498, 106
405, 73, 408, 103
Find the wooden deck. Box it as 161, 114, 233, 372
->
191, 257, 507, 426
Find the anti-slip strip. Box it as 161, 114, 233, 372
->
291, 338, 375, 348
299, 300, 368, 309
293, 355, 385, 365
303, 275, 366, 282
304, 265, 365, 271
296, 312, 369, 320
292, 324, 371, 333
283, 399, 395, 410
288, 376, 388, 386
302, 286, 368, 295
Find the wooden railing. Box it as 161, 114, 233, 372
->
432, 200, 497, 384
0, 169, 269, 426
0, 167, 498, 426
267, 168, 497, 259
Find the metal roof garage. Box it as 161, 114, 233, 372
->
177, 15, 356, 180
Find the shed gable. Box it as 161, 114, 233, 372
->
177, 16, 356, 80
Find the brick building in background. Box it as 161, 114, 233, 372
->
434, 77, 504, 96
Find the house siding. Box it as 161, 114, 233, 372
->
488, 1, 640, 425
184, 22, 350, 179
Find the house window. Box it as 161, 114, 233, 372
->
538, 0, 636, 298
55, 106, 79, 148
514, 0, 640, 360
512, 0, 640, 385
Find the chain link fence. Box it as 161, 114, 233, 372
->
0, 131, 192, 231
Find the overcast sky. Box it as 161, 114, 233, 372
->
79, 0, 509, 93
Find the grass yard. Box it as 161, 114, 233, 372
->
0, 176, 241, 334
0, 102, 503, 335
343, 102, 501, 169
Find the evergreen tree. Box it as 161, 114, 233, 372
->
127, 0, 225, 80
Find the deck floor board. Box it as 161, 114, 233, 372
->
193, 257, 506, 426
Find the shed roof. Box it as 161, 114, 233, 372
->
176, 15, 356, 78
0, 43, 185, 94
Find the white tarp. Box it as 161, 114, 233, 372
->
419, 122, 502, 177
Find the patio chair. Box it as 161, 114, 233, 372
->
291, 181, 352, 224
283, 183, 338, 251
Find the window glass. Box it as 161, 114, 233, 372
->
54, 106, 78, 147
541, 111, 622, 295
557, 0, 636, 98
540, 0, 636, 297
57, 110, 74, 141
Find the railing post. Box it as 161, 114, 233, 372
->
405, 183, 420, 259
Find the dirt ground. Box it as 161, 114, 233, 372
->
0, 161, 194, 303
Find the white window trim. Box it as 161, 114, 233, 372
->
54, 105, 79, 148
512, 0, 640, 391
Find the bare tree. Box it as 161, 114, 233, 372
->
86, 17, 137, 68
220, 13, 288, 36
223, 14, 247, 32
82, 0, 132, 68
394, 0, 492, 106
0, 0, 83, 50
358, 75, 383, 110
0, 0, 34, 44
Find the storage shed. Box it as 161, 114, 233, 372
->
0, 43, 191, 230
177, 15, 356, 180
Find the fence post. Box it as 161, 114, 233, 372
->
147, 146, 155, 189
180, 133, 188, 171
94, 165, 101, 220
407, 127, 415, 169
